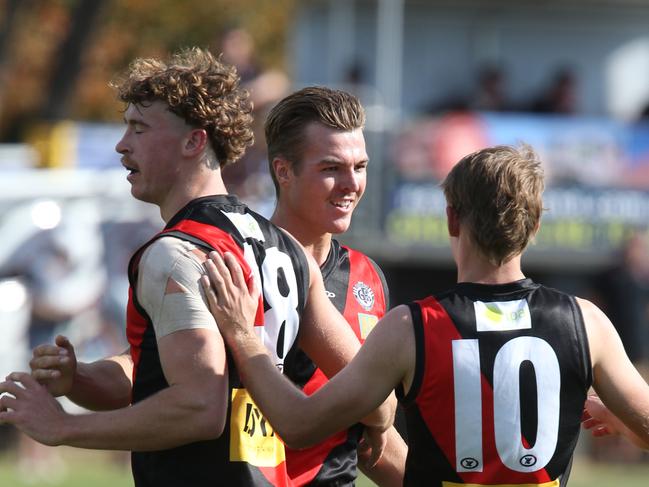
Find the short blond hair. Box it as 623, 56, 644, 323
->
111, 47, 254, 168
442, 145, 544, 265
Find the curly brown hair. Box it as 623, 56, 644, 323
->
442, 145, 545, 266
110, 47, 254, 168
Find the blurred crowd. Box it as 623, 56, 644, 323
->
428, 65, 580, 115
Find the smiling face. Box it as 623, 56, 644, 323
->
276, 122, 368, 241
115, 101, 191, 207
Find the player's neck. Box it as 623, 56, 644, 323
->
160, 170, 228, 222
456, 252, 525, 285
271, 208, 333, 266
452, 227, 526, 284
303, 236, 334, 267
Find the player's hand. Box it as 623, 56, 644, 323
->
0, 372, 67, 446
30, 335, 77, 397
582, 394, 617, 437
201, 251, 260, 342
358, 426, 387, 468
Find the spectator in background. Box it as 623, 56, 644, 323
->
218, 26, 290, 215
219, 27, 260, 83
530, 67, 578, 114
471, 65, 510, 112
343, 60, 366, 89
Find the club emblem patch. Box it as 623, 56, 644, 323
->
352, 281, 375, 311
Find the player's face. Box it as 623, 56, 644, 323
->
283, 122, 368, 236
115, 101, 189, 206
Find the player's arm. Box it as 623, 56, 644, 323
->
0, 240, 229, 450
583, 394, 649, 449
0, 328, 228, 450
579, 297, 649, 449
30, 336, 133, 411
358, 425, 407, 487
201, 251, 413, 448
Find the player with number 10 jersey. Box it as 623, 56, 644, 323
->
399, 280, 590, 485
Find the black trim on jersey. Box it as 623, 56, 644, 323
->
127, 247, 169, 405
366, 255, 390, 310
453, 278, 537, 300
396, 302, 425, 405
320, 239, 342, 282
559, 454, 574, 487
569, 296, 593, 388
322, 240, 351, 321
305, 426, 363, 487
402, 404, 463, 487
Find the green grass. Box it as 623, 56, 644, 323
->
0, 447, 132, 487
1, 448, 648, 487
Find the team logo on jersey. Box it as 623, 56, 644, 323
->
520, 454, 537, 467
474, 299, 531, 332
352, 281, 375, 310
325, 290, 336, 298
460, 457, 480, 470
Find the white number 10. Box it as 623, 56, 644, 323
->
452, 336, 561, 473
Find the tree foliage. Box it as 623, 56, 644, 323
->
0, 0, 296, 141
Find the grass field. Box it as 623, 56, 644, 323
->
1, 447, 648, 486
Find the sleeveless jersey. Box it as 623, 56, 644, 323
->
126, 195, 310, 487
283, 239, 389, 486
397, 279, 592, 487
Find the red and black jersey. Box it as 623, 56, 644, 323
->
397, 279, 592, 487
283, 239, 389, 486
126, 195, 309, 487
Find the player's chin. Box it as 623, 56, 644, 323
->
328, 217, 353, 235
130, 187, 155, 204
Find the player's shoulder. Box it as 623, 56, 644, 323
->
574, 296, 608, 325
140, 236, 203, 279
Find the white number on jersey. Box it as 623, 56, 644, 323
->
452, 336, 561, 473
241, 242, 300, 372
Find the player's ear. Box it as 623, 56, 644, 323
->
183, 128, 208, 157
446, 205, 460, 237
272, 157, 292, 186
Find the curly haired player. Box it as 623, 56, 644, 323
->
0, 48, 394, 487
